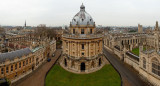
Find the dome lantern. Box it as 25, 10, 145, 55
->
80, 3, 85, 11
70, 4, 95, 27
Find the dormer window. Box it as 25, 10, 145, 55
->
90, 29, 92, 34
81, 29, 84, 34
90, 19, 92, 21
74, 19, 76, 22
73, 29, 75, 34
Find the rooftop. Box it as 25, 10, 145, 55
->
0, 48, 32, 63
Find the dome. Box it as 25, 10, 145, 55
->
70, 4, 95, 26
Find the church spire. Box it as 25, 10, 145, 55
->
24, 20, 26, 27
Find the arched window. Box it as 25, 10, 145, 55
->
143, 57, 146, 69
152, 58, 160, 76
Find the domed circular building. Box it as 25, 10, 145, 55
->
60, 4, 104, 73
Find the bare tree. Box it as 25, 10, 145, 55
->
34, 26, 56, 39
0, 27, 5, 34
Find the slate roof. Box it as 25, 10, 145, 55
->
0, 48, 32, 63
126, 52, 139, 61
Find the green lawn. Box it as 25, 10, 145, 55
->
131, 48, 139, 56
45, 65, 121, 86
131, 47, 146, 56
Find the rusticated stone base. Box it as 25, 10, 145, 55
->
59, 54, 105, 74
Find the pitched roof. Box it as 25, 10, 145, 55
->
0, 48, 32, 63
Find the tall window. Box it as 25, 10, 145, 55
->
11, 65, 13, 71
81, 29, 84, 34
82, 44, 84, 49
26, 60, 28, 65
1, 68, 4, 74
73, 29, 75, 34
15, 64, 17, 70
152, 58, 160, 76
143, 58, 146, 69
19, 62, 21, 68
136, 39, 137, 43
30, 58, 31, 63
90, 29, 92, 34
6, 66, 8, 73
23, 61, 25, 66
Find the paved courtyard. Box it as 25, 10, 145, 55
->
12, 49, 62, 86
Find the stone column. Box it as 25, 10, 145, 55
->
89, 42, 90, 57
78, 42, 80, 58
86, 42, 89, 57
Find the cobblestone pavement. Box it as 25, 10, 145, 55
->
12, 49, 62, 86
103, 48, 149, 86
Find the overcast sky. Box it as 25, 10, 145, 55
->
0, 0, 160, 26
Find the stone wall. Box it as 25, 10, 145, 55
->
125, 53, 139, 71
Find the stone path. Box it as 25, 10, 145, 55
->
12, 49, 62, 86
103, 48, 150, 86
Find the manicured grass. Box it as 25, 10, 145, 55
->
131, 48, 139, 56
131, 47, 146, 56
45, 65, 121, 86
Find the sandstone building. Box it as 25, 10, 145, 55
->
0, 36, 56, 83
104, 21, 160, 86
60, 4, 104, 73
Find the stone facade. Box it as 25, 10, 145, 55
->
60, 4, 105, 74
0, 36, 56, 83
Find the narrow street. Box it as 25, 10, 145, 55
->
12, 49, 61, 86
103, 48, 149, 86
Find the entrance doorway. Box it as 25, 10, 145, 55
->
81, 62, 85, 72
64, 59, 67, 67
32, 65, 34, 71
99, 58, 101, 66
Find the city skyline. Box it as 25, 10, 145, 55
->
0, 0, 160, 26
